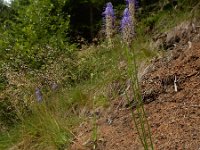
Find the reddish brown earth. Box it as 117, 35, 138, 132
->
70, 41, 200, 150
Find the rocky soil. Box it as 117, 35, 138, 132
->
70, 22, 200, 150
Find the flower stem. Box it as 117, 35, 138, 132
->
124, 45, 154, 150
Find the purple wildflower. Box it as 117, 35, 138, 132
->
121, 8, 134, 45
102, 2, 115, 47
35, 87, 42, 102
123, 8, 130, 19
102, 2, 114, 17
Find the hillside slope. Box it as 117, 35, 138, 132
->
70, 23, 200, 150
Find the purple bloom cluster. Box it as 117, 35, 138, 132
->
102, 1, 137, 46
121, 8, 134, 44
102, 2, 114, 17
121, 8, 132, 28
35, 87, 42, 102
102, 2, 115, 47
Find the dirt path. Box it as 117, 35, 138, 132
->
70, 41, 200, 150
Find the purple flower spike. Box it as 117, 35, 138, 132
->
35, 87, 42, 102
121, 8, 132, 29
102, 2, 115, 47
123, 8, 130, 18
121, 16, 132, 28
121, 8, 134, 45
125, 0, 138, 27
106, 2, 113, 7
103, 2, 114, 17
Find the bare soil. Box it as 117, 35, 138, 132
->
70, 41, 200, 150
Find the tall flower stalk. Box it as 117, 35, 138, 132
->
121, 8, 134, 45
103, 2, 115, 48
121, 8, 154, 150
126, 0, 138, 25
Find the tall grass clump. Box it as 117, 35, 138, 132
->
0, 87, 82, 150
121, 1, 154, 149
20, 102, 75, 150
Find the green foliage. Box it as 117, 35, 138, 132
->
0, 0, 71, 70
0, 73, 7, 91
0, 99, 18, 127
0, 0, 76, 130
0, 126, 21, 149
67, 88, 89, 109
94, 94, 109, 108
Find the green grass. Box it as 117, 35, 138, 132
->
0, 126, 21, 149
0, 30, 155, 150
0, 38, 126, 149
0, 93, 82, 149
